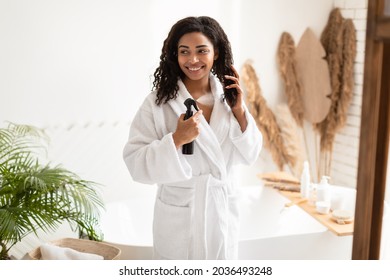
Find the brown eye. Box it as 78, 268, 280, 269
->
179, 49, 189, 55
198, 49, 210, 54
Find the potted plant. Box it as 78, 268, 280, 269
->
0, 122, 104, 259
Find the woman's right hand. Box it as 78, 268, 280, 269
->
172, 110, 203, 149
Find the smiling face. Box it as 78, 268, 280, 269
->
177, 32, 218, 85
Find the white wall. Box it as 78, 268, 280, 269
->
0, 0, 342, 189
234, 0, 335, 184
237, 0, 334, 108
0, 0, 240, 126
0, 0, 334, 126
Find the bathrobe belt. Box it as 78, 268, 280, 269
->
158, 174, 228, 259
162, 174, 228, 259
194, 174, 228, 259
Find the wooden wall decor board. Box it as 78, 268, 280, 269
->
295, 28, 332, 124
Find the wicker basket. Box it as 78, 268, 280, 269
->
28, 238, 121, 260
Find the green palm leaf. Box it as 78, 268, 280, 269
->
0, 122, 104, 259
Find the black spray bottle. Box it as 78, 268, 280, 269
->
182, 98, 199, 155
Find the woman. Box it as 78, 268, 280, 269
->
123, 16, 262, 260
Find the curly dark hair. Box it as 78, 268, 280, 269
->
153, 16, 235, 106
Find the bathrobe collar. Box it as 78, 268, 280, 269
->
168, 74, 229, 181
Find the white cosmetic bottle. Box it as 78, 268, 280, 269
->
316, 175, 331, 203
300, 161, 310, 198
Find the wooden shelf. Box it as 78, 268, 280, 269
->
279, 190, 354, 236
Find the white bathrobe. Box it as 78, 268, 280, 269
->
123, 74, 262, 260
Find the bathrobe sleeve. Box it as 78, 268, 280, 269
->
123, 97, 192, 185
228, 108, 263, 165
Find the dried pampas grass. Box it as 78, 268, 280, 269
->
321, 8, 344, 55
316, 8, 357, 176
241, 61, 293, 171
275, 103, 307, 177
277, 32, 304, 127
316, 8, 344, 153
339, 19, 357, 128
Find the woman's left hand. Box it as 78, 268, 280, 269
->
225, 65, 248, 132
224, 65, 244, 112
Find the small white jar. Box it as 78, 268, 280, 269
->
316, 201, 331, 214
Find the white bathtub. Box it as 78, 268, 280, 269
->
101, 185, 353, 259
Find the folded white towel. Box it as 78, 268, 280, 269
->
40, 243, 104, 260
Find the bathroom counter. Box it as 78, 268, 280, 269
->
279, 190, 354, 236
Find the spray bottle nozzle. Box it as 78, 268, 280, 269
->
184, 98, 199, 112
